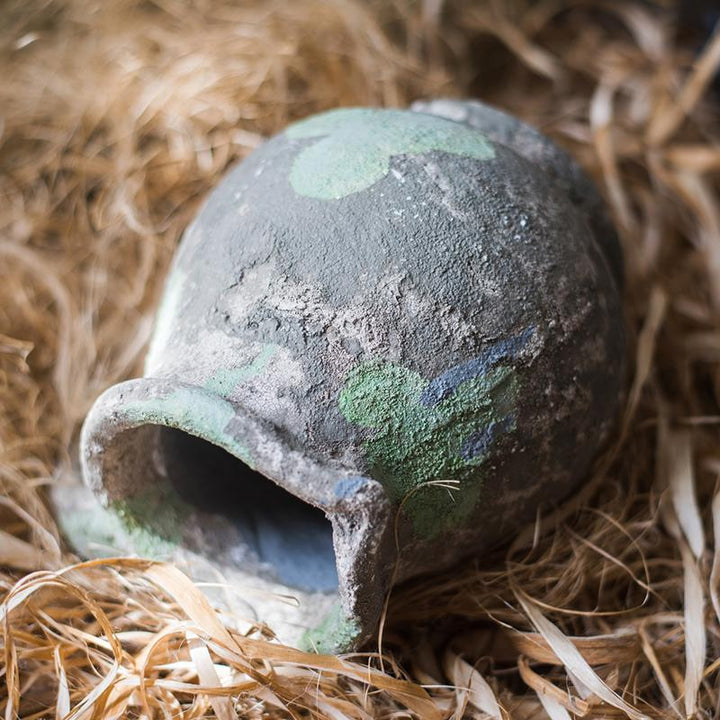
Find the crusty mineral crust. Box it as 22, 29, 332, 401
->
78, 100, 625, 651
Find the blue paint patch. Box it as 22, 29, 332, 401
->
334, 475, 368, 499
420, 326, 535, 407
461, 416, 514, 461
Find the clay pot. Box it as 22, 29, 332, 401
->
73, 99, 625, 651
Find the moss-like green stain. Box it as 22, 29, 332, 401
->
58, 497, 180, 560
111, 481, 190, 552
339, 337, 529, 536
286, 108, 495, 199
300, 602, 362, 654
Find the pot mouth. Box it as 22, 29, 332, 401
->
142, 425, 339, 592
79, 376, 393, 649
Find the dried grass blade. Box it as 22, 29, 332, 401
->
444, 651, 502, 719
623, 286, 667, 434
3, 623, 20, 720
508, 629, 640, 666
488, 16, 563, 81
638, 623, 681, 717
516, 595, 648, 720
658, 423, 708, 717
665, 145, 720, 173
679, 541, 706, 718
145, 562, 442, 718
0, 495, 62, 563
0, 529, 50, 571
211, 636, 443, 718
316, 696, 371, 720
186, 631, 238, 720
648, 21, 720, 144
591, 81, 634, 232
54, 645, 70, 720
537, 692, 573, 720
517, 656, 588, 717
64, 661, 120, 720
0, 332, 33, 366
0, 242, 74, 424
606, 3, 666, 59
144, 563, 236, 647
666, 430, 705, 558
710, 486, 720, 624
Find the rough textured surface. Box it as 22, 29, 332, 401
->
79, 101, 625, 651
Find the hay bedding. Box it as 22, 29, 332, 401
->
1, 0, 719, 716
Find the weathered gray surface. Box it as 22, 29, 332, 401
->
75, 101, 626, 652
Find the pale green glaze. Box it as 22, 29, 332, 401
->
299, 601, 362, 654
287, 108, 495, 199
123, 386, 254, 466
204, 345, 276, 396
58, 494, 180, 558
339, 359, 520, 536
124, 347, 279, 467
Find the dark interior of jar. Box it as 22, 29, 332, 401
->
157, 427, 338, 593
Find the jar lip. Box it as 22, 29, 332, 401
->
81, 376, 383, 513
78, 375, 393, 652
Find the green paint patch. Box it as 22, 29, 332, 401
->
59, 495, 181, 560
300, 601, 362, 654
112, 479, 191, 549
286, 108, 495, 199
204, 345, 276, 396
339, 357, 521, 537
123, 385, 253, 466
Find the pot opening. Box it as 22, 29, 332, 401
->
157, 427, 339, 593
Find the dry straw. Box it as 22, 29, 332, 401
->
1, 0, 719, 717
